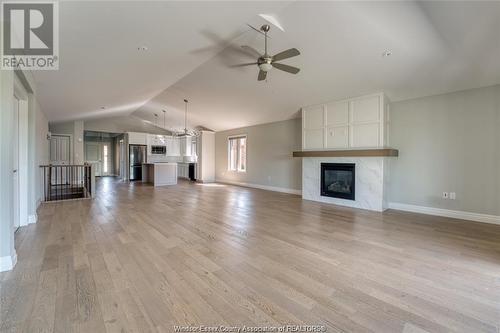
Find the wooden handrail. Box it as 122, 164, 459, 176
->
39, 164, 90, 167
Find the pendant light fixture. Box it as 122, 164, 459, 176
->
174, 98, 200, 137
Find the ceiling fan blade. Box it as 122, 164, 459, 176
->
258, 70, 267, 81
230, 62, 257, 68
272, 62, 300, 74
272, 48, 300, 62
241, 45, 262, 58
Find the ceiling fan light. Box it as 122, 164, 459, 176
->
259, 62, 273, 72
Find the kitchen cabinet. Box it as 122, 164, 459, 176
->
166, 136, 180, 156
127, 132, 147, 145
177, 163, 191, 179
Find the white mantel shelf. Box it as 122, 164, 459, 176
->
293, 149, 399, 158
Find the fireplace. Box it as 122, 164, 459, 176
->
321, 163, 355, 200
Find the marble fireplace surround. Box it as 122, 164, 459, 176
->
302, 157, 389, 212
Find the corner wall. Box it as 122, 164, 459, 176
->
215, 118, 302, 194
388, 84, 500, 217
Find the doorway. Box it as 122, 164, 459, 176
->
101, 143, 112, 176
85, 142, 102, 176
13, 96, 19, 231
13, 77, 29, 230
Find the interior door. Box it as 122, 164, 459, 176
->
50, 135, 71, 184
13, 96, 19, 230
85, 142, 102, 176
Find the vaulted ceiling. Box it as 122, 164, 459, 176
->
34, 1, 500, 132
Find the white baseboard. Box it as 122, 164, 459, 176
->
28, 213, 37, 224
216, 179, 302, 195
0, 251, 17, 272
388, 202, 500, 225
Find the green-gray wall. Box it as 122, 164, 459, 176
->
215, 118, 302, 192
389, 85, 500, 215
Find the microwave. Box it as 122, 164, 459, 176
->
151, 145, 166, 155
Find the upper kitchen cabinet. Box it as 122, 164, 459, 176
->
301, 93, 389, 150
127, 132, 147, 145
166, 136, 180, 156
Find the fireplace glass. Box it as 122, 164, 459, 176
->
321, 163, 355, 200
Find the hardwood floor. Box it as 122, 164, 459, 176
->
1, 177, 500, 333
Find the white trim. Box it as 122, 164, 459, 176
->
388, 202, 500, 226
216, 179, 301, 195
28, 213, 37, 224
0, 251, 17, 272
17, 99, 29, 227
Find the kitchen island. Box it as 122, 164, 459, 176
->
142, 163, 177, 186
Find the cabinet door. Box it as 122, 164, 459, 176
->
350, 96, 380, 123
303, 128, 324, 149
303, 105, 324, 129
351, 123, 379, 148
325, 101, 348, 126
326, 126, 348, 149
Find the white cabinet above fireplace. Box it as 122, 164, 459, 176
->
302, 93, 389, 150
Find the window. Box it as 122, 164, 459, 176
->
228, 135, 246, 172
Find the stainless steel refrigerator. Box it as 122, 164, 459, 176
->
129, 145, 146, 181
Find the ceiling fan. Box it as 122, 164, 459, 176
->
234, 24, 300, 81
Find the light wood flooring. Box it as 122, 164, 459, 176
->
1, 177, 500, 333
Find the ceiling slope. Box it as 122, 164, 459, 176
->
34, 1, 500, 132
33, 1, 289, 123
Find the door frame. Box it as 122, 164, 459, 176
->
13, 76, 29, 228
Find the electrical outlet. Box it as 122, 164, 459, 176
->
449, 192, 456, 200
442, 192, 449, 199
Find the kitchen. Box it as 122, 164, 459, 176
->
127, 130, 215, 186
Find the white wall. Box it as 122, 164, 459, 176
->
215, 118, 302, 193
197, 131, 215, 182
388, 84, 500, 216
1, 69, 49, 271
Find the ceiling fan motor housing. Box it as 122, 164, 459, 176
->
258, 56, 273, 72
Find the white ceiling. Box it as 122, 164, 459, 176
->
35, 1, 500, 132
34, 1, 290, 122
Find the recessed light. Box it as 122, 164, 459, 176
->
382, 50, 392, 57
100, 106, 106, 109
137, 46, 148, 51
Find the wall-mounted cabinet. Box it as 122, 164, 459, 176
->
302, 93, 389, 150
166, 136, 180, 156
127, 132, 147, 145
